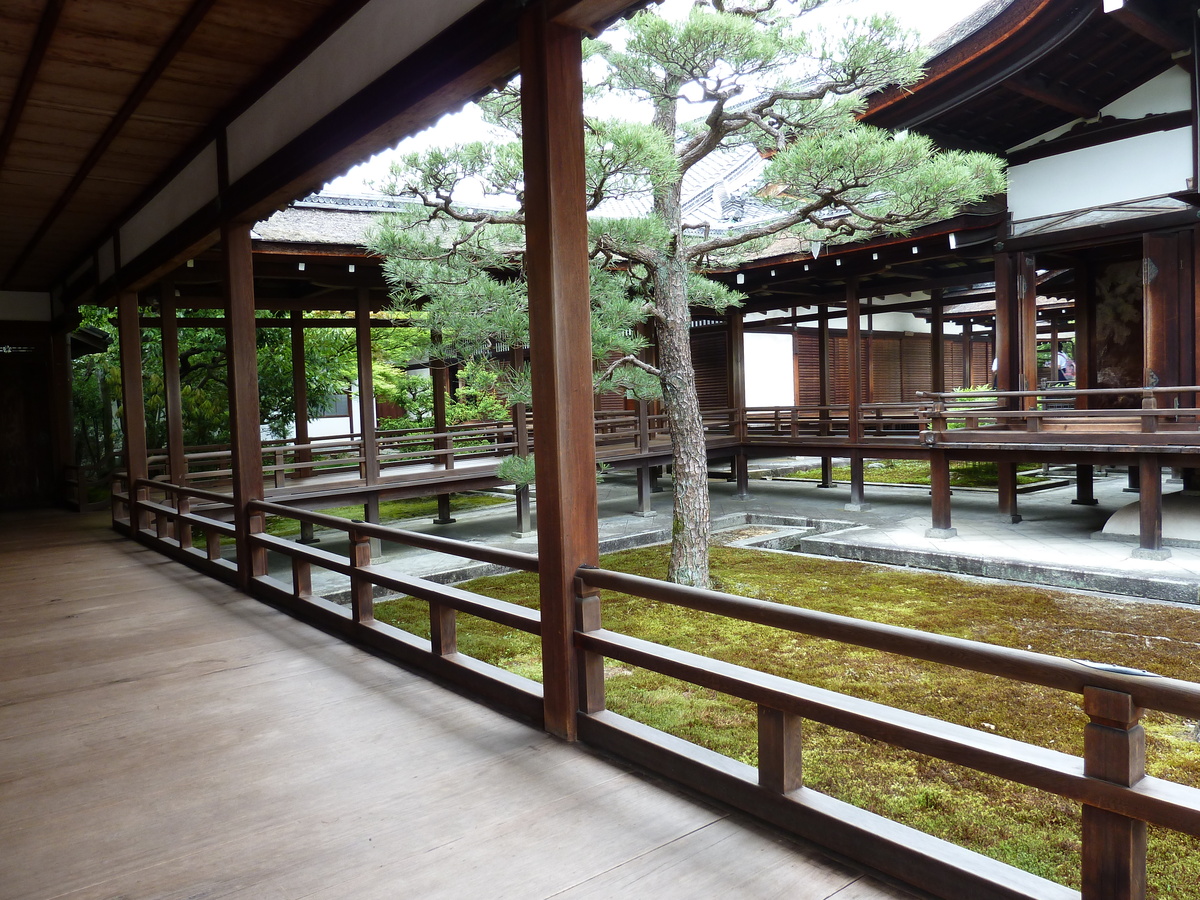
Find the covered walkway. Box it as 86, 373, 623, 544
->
0, 510, 918, 900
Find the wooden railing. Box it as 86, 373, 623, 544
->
573, 564, 1200, 900
917, 386, 1200, 447
743, 402, 925, 442
117, 474, 1200, 899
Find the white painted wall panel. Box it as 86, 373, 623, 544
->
745, 332, 795, 406
227, 0, 481, 183
120, 143, 218, 264
1008, 128, 1191, 222
0, 291, 52, 322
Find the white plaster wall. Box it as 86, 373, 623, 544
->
120, 143, 218, 263
0, 291, 52, 322
227, 0, 481, 183
1008, 128, 1192, 222
744, 332, 796, 406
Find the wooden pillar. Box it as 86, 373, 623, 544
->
818, 305, 833, 487
1134, 453, 1169, 559
729, 310, 750, 500
927, 450, 955, 538
1081, 687, 1147, 900
223, 222, 266, 587
117, 291, 149, 530
431, 334, 455, 525
1075, 260, 1093, 410
1144, 233, 1182, 390
997, 460, 1021, 524
845, 282, 869, 511
49, 327, 74, 507
356, 286, 379, 489
994, 252, 1018, 396
930, 290, 945, 394
521, 3, 597, 741
512, 400, 533, 536
290, 310, 313, 478
160, 286, 187, 488
1073, 464, 1098, 506
961, 319, 973, 389
1018, 252, 1039, 402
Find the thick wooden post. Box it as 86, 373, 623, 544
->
1144, 233, 1181, 390
845, 282, 869, 511
1134, 453, 1169, 559
160, 287, 187, 488
930, 290, 945, 394
1081, 687, 1147, 900
223, 222, 267, 587
521, 4, 597, 741
927, 450, 955, 538
1074, 464, 1098, 506
995, 253, 1018, 396
961, 319, 973, 389
356, 286, 379, 488
1018, 253, 1039, 402
818, 305, 833, 487
512, 400, 533, 536
290, 311, 313, 478
998, 460, 1021, 524
348, 527, 374, 624
431, 338, 455, 525
117, 291, 149, 530
729, 309, 750, 500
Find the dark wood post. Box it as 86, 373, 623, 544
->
845, 282, 869, 511
348, 526, 374, 624
290, 310, 313, 479
1134, 453, 1169, 559
961, 319, 973, 389
117, 291, 149, 531
1144, 233, 1181, 390
521, 3, 597, 741
635, 400, 656, 516
994, 252, 1018, 396
818, 305, 833, 487
1081, 686, 1147, 900
512, 400, 533, 536
160, 286, 191, 547
1019, 253, 1039, 402
160, 286, 187, 487
930, 289, 945, 394
223, 222, 267, 588
758, 706, 802, 794
927, 450, 955, 538
1075, 259, 1093, 408
431, 335, 455, 524
729, 309, 750, 499
1074, 464, 1098, 506
49, 326, 74, 507
998, 460, 1021, 524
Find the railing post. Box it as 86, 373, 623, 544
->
1140, 390, 1157, 434
998, 461, 1022, 524
348, 527, 374, 624
757, 706, 802, 794
291, 555, 311, 600
429, 601, 457, 656
927, 450, 956, 539
1081, 686, 1146, 900
574, 572, 605, 715
205, 527, 221, 561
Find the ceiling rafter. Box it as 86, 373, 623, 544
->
0, 0, 67, 175
1104, 0, 1190, 55
1003, 76, 1099, 120
2, 0, 219, 289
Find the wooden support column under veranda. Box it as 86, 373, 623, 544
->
355, 287, 381, 541
520, 1, 598, 741
729, 308, 750, 499
845, 281, 870, 511
1134, 453, 1170, 560
117, 290, 149, 532
223, 222, 267, 589
926, 450, 956, 539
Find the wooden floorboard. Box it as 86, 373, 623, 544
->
1, 509, 920, 900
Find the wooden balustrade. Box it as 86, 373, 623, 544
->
121, 474, 1200, 900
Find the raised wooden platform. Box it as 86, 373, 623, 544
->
0, 510, 920, 900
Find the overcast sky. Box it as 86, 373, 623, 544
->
322, 0, 992, 195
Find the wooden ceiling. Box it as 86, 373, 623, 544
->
0, 0, 382, 292
0, 0, 644, 297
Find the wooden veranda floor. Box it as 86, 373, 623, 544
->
0, 510, 920, 900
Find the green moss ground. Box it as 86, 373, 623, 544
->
263, 492, 507, 537
375, 546, 1200, 897
784, 459, 1044, 488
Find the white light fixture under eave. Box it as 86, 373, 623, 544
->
737, 273, 745, 284
810, 240, 823, 259
1103, 0, 1124, 12
949, 233, 958, 250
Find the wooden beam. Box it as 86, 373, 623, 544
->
520, 2, 597, 742
1003, 77, 1098, 120
0, 0, 65, 178
223, 222, 267, 587
3, 0, 219, 288
1105, 0, 1189, 54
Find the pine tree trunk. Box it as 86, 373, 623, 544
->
656, 254, 710, 588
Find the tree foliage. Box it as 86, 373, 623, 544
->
366, 0, 1006, 586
